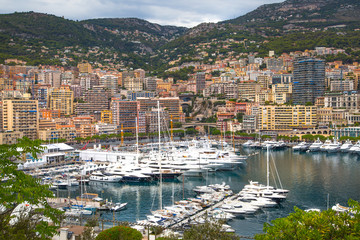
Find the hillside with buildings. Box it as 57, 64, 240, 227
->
1, 0, 360, 70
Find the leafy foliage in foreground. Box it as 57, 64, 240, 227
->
255, 199, 360, 240
182, 219, 240, 240
0, 137, 63, 239
95, 226, 142, 240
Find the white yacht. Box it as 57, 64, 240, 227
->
89, 171, 122, 183
308, 139, 323, 152
348, 140, 360, 153
340, 139, 353, 152
110, 202, 128, 211
261, 141, 278, 149
320, 140, 332, 151
249, 141, 261, 148
293, 142, 308, 151
242, 140, 254, 148
326, 139, 341, 153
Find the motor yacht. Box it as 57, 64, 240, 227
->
320, 140, 332, 151
293, 142, 308, 151
110, 202, 128, 211
242, 140, 254, 148
326, 139, 341, 153
89, 171, 122, 183
348, 140, 360, 153
308, 139, 323, 152
340, 139, 353, 152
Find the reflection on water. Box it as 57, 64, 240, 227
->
56, 148, 360, 236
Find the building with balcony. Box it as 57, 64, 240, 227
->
258, 105, 317, 131
292, 57, 325, 104
101, 110, 113, 124
324, 91, 360, 110
2, 99, 39, 140
111, 99, 145, 133
48, 86, 74, 116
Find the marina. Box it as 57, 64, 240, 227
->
39, 141, 360, 237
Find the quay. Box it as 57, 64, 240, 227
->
169, 192, 239, 229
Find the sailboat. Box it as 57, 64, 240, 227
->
244, 146, 289, 202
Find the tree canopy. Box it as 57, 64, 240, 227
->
182, 219, 239, 240
95, 226, 142, 240
255, 199, 360, 240
0, 137, 62, 239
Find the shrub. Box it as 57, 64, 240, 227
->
95, 226, 142, 240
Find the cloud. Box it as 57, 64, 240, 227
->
0, 0, 283, 27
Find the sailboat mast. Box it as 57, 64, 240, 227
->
157, 100, 162, 210
267, 145, 270, 187
135, 117, 139, 164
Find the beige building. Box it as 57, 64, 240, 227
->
258, 105, 317, 131
2, 99, 39, 140
101, 110, 113, 124
255, 89, 273, 105
77, 62, 93, 73
272, 83, 292, 94
49, 86, 74, 116
38, 126, 76, 142
273, 93, 291, 105
238, 81, 261, 101
123, 77, 143, 91
137, 97, 183, 122
0, 131, 24, 145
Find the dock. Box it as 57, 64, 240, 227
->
169, 192, 240, 229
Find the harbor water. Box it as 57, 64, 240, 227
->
56, 147, 360, 237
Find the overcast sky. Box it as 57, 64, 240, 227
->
0, 0, 283, 28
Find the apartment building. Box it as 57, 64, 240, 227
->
77, 63, 93, 73
111, 99, 145, 133
40, 109, 61, 119
123, 77, 143, 91
324, 91, 360, 110
48, 86, 74, 116
255, 89, 273, 105
79, 73, 99, 92
137, 97, 183, 122
145, 108, 169, 133
196, 72, 206, 93
0, 131, 24, 145
38, 126, 76, 142
272, 84, 292, 94
330, 79, 354, 91
144, 77, 157, 91
2, 99, 39, 140
292, 57, 325, 104
101, 110, 113, 124
258, 105, 317, 131
95, 123, 118, 135
75, 86, 110, 116
243, 115, 258, 132
238, 81, 261, 101
100, 75, 118, 95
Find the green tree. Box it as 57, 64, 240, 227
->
301, 134, 314, 141
82, 217, 98, 240
236, 113, 244, 123
183, 219, 240, 240
186, 128, 198, 135
261, 135, 272, 140
255, 199, 360, 240
95, 226, 142, 240
290, 136, 300, 142
0, 137, 63, 239
150, 226, 164, 239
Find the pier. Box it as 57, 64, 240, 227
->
169, 192, 239, 229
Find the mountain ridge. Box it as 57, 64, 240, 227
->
0, 0, 360, 68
